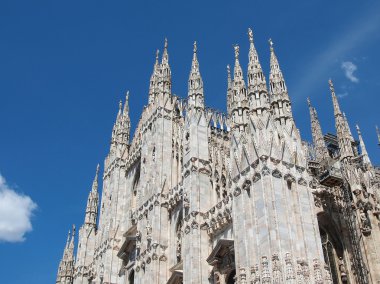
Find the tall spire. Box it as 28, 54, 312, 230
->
119, 91, 131, 145
343, 112, 354, 141
232, 45, 247, 104
230, 45, 248, 131
188, 41, 204, 110
247, 28, 269, 114
149, 50, 160, 104
269, 39, 292, 122
56, 226, 75, 284
329, 79, 354, 159
377, 125, 380, 146
356, 124, 372, 167
308, 98, 329, 162
159, 38, 171, 95
85, 164, 100, 228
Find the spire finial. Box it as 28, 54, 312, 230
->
376, 125, 380, 145
155, 49, 159, 61
234, 45, 240, 59
307, 97, 311, 107
66, 229, 71, 247
269, 38, 274, 51
96, 163, 100, 176
356, 124, 372, 166
248, 28, 253, 43
125, 90, 129, 108
164, 38, 168, 49
72, 224, 76, 237
329, 79, 335, 95
119, 100, 122, 111
193, 41, 197, 53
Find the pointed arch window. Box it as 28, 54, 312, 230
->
320, 227, 348, 284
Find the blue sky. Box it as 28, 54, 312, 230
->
0, 0, 379, 283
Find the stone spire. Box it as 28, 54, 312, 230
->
343, 112, 354, 142
188, 41, 204, 110
119, 91, 131, 145
329, 79, 354, 159
356, 124, 372, 167
308, 98, 329, 162
247, 28, 269, 113
377, 125, 380, 146
85, 164, 100, 228
56, 226, 75, 284
159, 38, 171, 95
269, 39, 292, 122
232, 45, 247, 102
230, 45, 248, 131
110, 100, 122, 147
149, 49, 160, 104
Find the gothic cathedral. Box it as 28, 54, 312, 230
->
56, 29, 380, 284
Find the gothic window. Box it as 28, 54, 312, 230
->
175, 211, 183, 263
320, 227, 346, 284
132, 164, 140, 209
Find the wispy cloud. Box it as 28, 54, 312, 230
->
0, 173, 37, 242
337, 92, 348, 99
341, 61, 359, 83
292, 6, 380, 105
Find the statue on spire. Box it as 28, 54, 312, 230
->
234, 45, 240, 59
248, 28, 253, 43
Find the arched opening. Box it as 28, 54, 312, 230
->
175, 210, 183, 263
320, 227, 346, 284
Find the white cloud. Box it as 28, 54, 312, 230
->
292, 7, 379, 105
0, 173, 37, 242
337, 92, 348, 98
341, 61, 359, 83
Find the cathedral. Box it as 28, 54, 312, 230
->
56, 29, 380, 284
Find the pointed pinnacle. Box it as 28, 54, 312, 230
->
125, 90, 129, 103
307, 97, 311, 107
193, 41, 197, 53
164, 38, 168, 49
66, 229, 71, 246
124, 91, 130, 114
119, 100, 122, 111
328, 79, 335, 95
